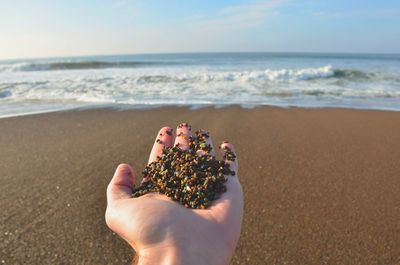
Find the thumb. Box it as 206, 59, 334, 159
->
107, 163, 136, 203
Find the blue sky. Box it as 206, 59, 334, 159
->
0, 0, 399, 59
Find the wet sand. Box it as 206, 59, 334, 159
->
1, 106, 400, 264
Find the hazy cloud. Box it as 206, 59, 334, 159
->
189, 0, 287, 31
310, 7, 400, 20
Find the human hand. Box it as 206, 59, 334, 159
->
105, 124, 244, 265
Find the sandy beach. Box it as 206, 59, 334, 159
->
1, 106, 400, 265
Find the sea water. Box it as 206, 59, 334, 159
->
0, 52, 399, 118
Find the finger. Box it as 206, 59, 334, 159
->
207, 142, 242, 228
207, 177, 244, 236
195, 130, 216, 157
219, 141, 238, 176
174, 122, 192, 151
148, 126, 174, 164
107, 163, 135, 204
203, 141, 241, 226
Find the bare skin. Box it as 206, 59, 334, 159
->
105, 124, 244, 265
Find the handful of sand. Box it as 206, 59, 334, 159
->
132, 130, 236, 209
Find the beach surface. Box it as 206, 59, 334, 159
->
1, 106, 400, 264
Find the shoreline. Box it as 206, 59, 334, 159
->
1, 106, 400, 264
2, 103, 400, 120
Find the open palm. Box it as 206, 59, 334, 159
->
106, 124, 243, 265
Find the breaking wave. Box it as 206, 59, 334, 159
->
0, 61, 175, 72
1, 52, 400, 117
0, 61, 387, 84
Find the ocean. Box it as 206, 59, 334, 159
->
0, 52, 399, 118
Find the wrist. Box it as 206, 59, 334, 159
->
134, 243, 231, 265
135, 246, 181, 265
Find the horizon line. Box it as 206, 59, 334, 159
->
1, 50, 400, 62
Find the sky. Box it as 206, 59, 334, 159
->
0, 0, 399, 59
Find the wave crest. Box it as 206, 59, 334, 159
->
133, 66, 336, 83
0, 61, 173, 72
0, 61, 380, 83
263, 65, 334, 81
0, 62, 379, 83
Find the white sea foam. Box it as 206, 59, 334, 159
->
0, 62, 32, 73
1, 55, 400, 118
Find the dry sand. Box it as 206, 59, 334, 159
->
1, 106, 400, 264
